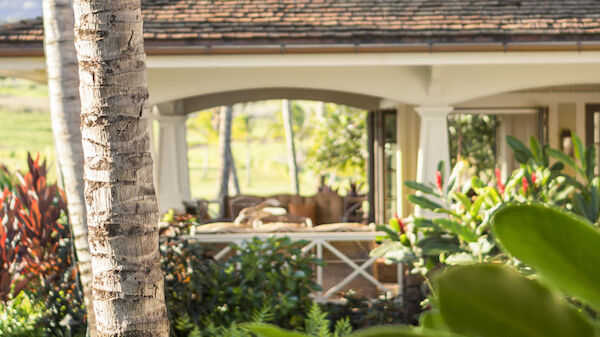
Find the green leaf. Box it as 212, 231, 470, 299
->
445, 253, 476, 265
413, 218, 438, 230
529, 136, 543, 165
405, 181, 436, 195
375, 225, 400, 241
370, 242, 406, 258
438, 264, 596, 337
450, 192, 471, 212
350, 325, 461, 337
419, 310, 450, 331
547, 148, 577, 169
573, 133, 586, 170
470, 194, 485, 217
418, 236, 462, 255
408, 195, 442, 210
432, 218, 477, 243
506, 135, 533, 164
244, 323, 310, 337
492, 204, 600, 311
585, 143, 596, 181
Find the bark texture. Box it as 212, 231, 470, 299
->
228, 149, 240, 195
72, 0, 169, 335
217, 105, 233, 217
282, 100, 300, 194
41, 0, 96, 334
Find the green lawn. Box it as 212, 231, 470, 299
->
187, 140, 319, 200
0, 109, 56, 178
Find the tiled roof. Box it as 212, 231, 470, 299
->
2, 0, 600, 51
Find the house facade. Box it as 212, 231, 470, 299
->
1, 0, 600, 223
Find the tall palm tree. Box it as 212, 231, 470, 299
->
72, 0, 169, 335
282, 99, 300, 194
41, 0, 95, 334
217, 105, 233, 218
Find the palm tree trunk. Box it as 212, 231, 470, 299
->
217, 105, 233, 218
72, 1, 169, 336
282, 99, 300, 194
41, 0, 96, 334
245, 137, 252, 187
229, 148, 241, 195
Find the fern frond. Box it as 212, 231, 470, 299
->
304, 303, 331, 337
251, 305, 275, 323
333, 317, 352, 337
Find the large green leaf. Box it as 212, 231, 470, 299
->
405, 181, 436, 195
492, 204, 600, 311
418, 236, 462, 255
350, 325, 462, 337
408, 195, 443, 210
506, 135, 533, 164
573, 133, 586, 172
438, 264, 596, 337
547, 148, 577, 169
370, 241, 406, 257
529, 136, 543, 165
243, 323, 309, 337
432, 218, 477, 243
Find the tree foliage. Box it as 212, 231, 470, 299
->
306, 104, 367, 190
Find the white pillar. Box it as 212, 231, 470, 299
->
155, 114, 192, 213
397, 105, 420, 218
415, 106, 453, 187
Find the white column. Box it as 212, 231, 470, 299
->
415, 106, 453, 187
155, 114, 192, 213
396, 105, 420, 218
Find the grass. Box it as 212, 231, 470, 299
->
187, 140, 320, 200
0, 109, 56, 179
0, 78, 48, 98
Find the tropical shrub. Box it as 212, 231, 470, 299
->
321, 291, 403, 330
545, 133, 600, 224
0, 292, 45, 337
372, 136, 573, 278
161, 236, 323, 336
0, 187, 30, 301
0, 154, 87, 336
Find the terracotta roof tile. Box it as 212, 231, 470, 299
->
2, 0, 600, 49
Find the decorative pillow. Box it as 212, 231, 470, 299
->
288, 203, 317, 225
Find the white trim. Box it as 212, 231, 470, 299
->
453, 108, 540, 115
146, 52, 600, 69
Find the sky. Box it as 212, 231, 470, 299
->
0, 0, 42, 24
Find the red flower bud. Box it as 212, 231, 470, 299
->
495, 168, 505, 195
394, 213, 406, 234
435, 170, 443, 192
531, 172, 537, 185
522, 176, 529, 195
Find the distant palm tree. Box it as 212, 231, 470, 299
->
72, 0, 169, 335
282, 99, 300, 194
41, 0, 95, 334
217, 105, 233, 217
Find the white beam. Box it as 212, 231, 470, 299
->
146, 51, 600, 69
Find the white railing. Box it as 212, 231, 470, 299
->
182, 231, 402, 303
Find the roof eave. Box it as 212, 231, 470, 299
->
2, 40, 600, 57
